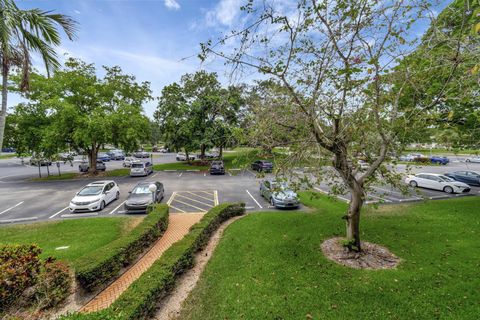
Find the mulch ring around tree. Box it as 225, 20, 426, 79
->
321, 237, 401, 270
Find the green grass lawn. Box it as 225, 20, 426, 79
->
32, 172, 78, 181
179, 195, 480, 319
0, 217, 141, 267
153, 148, 275, 171
0, 154, 16, 159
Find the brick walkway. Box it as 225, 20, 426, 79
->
80, 213, 204, 313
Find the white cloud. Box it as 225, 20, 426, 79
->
164, 0, 180, 10
206, 0, 242, 27
74, 10, 81, 15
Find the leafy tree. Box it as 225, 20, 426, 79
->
15, 58, 152, 173
0, 0, 77, 151
155, 72, 244, 159
200, 0, 474, 252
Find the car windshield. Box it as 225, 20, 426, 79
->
98, 153, 107, 157
78, 186, 103, 196
132, 163, 144, 168
438, 175, 455, 182
271, 182, 290, 190
132, 186, 151, 194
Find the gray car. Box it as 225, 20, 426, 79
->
124, 181, 164, 214
79, 160, 106, 172
260, 179, 300, 209
130, 161, 153, 176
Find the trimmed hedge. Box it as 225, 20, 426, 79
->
75, 204, 169, 291
61, 202, 245, 320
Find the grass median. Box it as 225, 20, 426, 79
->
0, 217, 141, 266
179, 195, 480, 319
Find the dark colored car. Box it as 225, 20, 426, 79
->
134, 151, 150, 158
29, 158, 52, 166
97, 153, 111, 162
107, 150, 125, 160
209, 160, 225, 175
1, 147, 15, 153
79, 160, 106, 172
430, 156, 449, 165
445, 171, 480, 186
124, 181, 164, 214
251, 160, 273, 172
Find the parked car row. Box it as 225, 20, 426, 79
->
69, 180, 164, 214
399, 154, 450, 165
405, 170, 480, 194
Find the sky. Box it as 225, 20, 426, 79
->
13, 0, 249, 116
12, 0, 451, 117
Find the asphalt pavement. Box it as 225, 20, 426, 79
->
0, 154, 479, 225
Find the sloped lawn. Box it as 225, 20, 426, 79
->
0, 216, 142, 267
179, 194, 480, 319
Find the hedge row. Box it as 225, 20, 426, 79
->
62, 202, 245, 320
75, 204, 169, 291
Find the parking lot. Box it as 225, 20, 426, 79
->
1, 155, 479, 225
0, 168, 283, 224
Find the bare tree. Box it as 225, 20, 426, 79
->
200, 0, 473, 251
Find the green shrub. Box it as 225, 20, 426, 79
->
61, 202, 245, 320
0, 244, 42, 311
34, 259, 72, 310
74, 204, 169, 291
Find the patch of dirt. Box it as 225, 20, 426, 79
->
321, 237, 401, 270
153, 215, 245, 320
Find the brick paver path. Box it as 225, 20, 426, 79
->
80, 213, 204, 313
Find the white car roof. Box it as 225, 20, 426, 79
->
87, 180, 114, 186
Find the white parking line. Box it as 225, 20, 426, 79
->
172, 198, 207, 212
151, 173, 158, 178
178, 172, 183, 177
228, 171, 232, 176
174, 193, 213, 208
49, 206, 69, 219
0, 201, 24, 215
246, 189, 263, 209
166, 192, 177, 205
169, 205, 186, 213
203, 172, 206, 177
185, 191, 215, 203
214, 190, 219, 206
109, 200, 126, 215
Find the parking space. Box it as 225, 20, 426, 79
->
1, 160, 480, 225
167, 190, 218, 213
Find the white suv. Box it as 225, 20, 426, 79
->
69, 181, 120, 213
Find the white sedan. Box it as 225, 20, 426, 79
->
405, 173, 471, 194
69, 180, 120, 213
465, 157, 480, 163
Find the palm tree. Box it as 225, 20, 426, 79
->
0, 0, 77, 150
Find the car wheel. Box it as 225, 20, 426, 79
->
270, 198, 275, 207
409, 180, 418, 188
115, 191, 120, 200
444, 186, 454, 194
100, 201, 105, 210
466, 159, 470, 163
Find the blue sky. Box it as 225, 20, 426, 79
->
15, 0, 247, 115
12, 0, 451, 117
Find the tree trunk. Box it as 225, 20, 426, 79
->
200, 144, 206, 159
185, 149, 190, 163
345, 184, 365, 252
219, 145, 223, 158
0, 62, 9, 151
88, 146, 98, 174
46, 162, 50, 177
